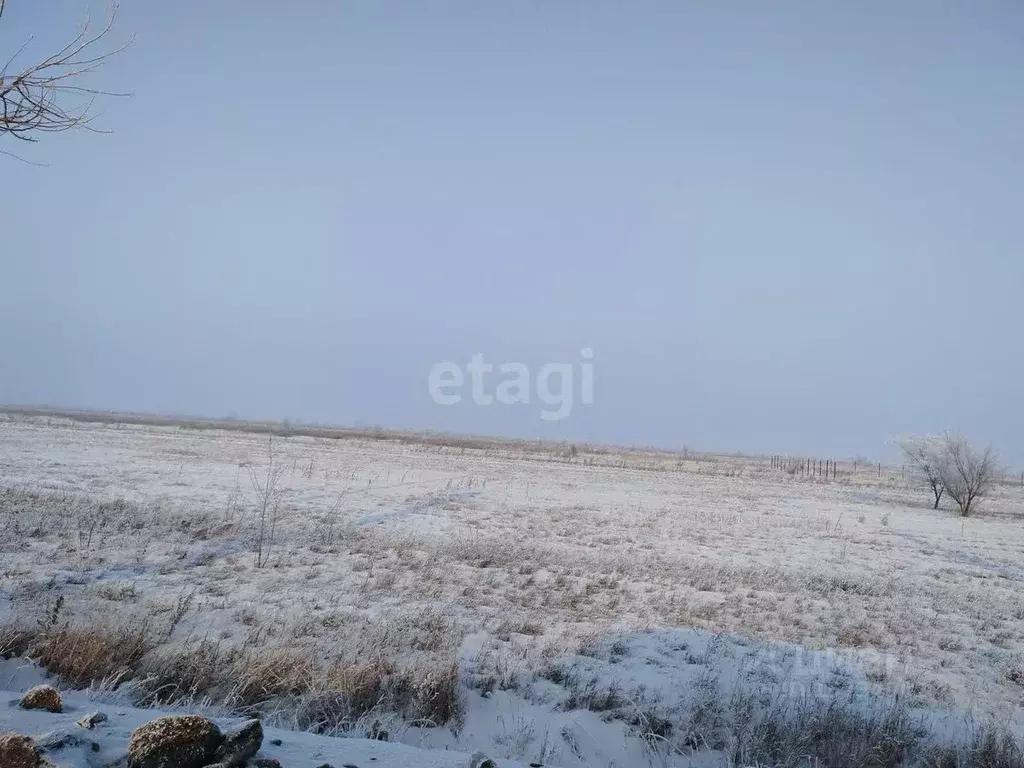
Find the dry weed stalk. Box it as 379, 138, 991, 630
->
250, 435, 284, 568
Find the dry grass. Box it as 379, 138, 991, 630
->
19, 617, 155, 688
924, 727, 1024, 768
3, 612, 463, 734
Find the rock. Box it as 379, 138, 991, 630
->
126, 715, 223, 768
268, 738, 282, 746
0, 733, 41, 768
249, 759, 283, 768
19, 685, 63, 713
213, 719, 262, 766
76, 711, 109, 729
34, 727, 91, 752
32, 726, 102, 761
468, 752, 496, 768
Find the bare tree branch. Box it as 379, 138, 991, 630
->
0, 145, 45, 164
0, 1, 132, 144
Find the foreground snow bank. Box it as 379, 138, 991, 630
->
0, 659, 522, 768
2, 626, 1020, 768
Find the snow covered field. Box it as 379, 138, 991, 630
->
2, 411, 1024, 766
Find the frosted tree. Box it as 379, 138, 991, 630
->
898, 435, 948, 510
900, 432, 1000, 517
938, 431, 999, 518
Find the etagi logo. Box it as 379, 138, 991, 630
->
428, 349, 595, 421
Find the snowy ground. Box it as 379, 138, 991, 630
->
1, 412, 1024, 765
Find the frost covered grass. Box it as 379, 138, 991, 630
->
2, 412, 1024, 764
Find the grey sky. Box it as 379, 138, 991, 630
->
1, 1, 1021, 462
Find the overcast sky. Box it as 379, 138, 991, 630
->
1, 2, 1021, 462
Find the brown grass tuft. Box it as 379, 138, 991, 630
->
29, 619, 155, 688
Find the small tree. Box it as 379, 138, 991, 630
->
898, 436, 948, 510
939, 432, 999, 518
